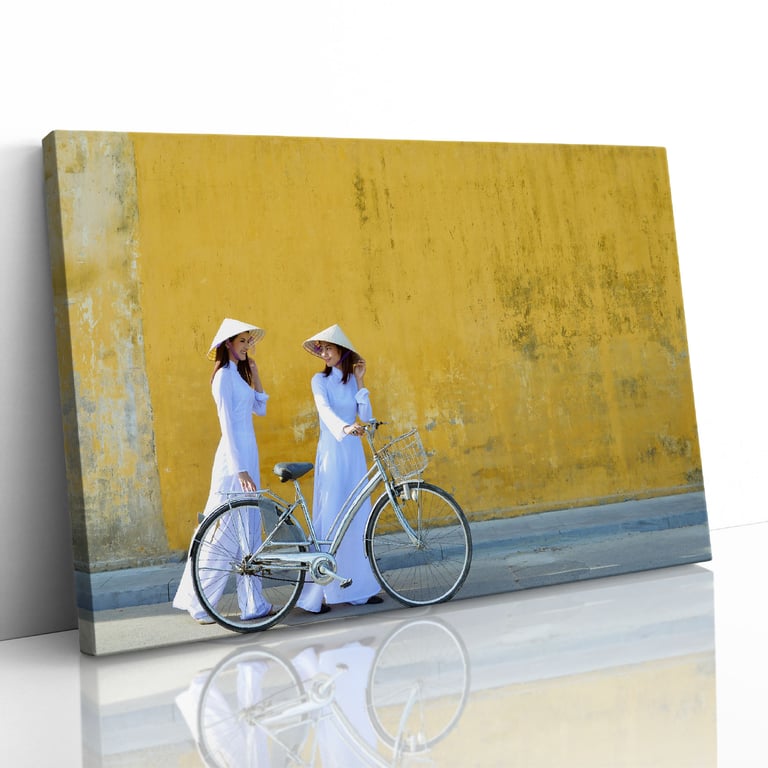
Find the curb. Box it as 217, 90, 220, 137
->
79, 491, 708, 611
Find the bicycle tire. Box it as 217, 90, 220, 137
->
367, 617, 471, 754
191, 498, 307, 632
197, 647, 308, 768
365, 481, 472, 606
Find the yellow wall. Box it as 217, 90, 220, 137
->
44, 133, 170, 568
44, 131, 702, 562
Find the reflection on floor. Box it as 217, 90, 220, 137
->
80, 563, 714, 767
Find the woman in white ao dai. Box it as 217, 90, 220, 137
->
173, 318, 274, 623
296, 324, 383, 613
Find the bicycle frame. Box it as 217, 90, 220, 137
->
197, 618, 470, 761
214, 422, 422, 583
191, 421, 471, 630
230, 667, 409, 768
294, 422, 423, 557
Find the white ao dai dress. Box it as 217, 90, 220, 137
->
296, 366, 381, 611
173, 362, 271, 620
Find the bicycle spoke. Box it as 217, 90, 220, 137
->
366, 482, 472, 606
368, 618, 470, 752
198, 648, 310, 767
192, 500, 307, 632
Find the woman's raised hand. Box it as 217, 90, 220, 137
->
354, 357, 366, 385
248, 356, 264, 392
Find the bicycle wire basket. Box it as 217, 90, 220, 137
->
377, 428, 428, 482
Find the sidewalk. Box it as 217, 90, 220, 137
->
78, 491, 709, 612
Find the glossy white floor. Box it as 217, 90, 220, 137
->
2, 520, 765, 767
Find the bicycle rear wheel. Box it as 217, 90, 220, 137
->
197, 647, 309, 767
191, 498, 307, 632
365, 482, 472, 606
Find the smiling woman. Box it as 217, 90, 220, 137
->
296, 323, 384, 613
172, 317, 275, 624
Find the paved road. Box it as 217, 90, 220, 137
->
76, 491, 710, 655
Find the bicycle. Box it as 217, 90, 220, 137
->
190, 420, 473, 632
193, 617, 471, 767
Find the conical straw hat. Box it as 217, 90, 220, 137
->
207, 317, 265, 360
302, 323, 358, 358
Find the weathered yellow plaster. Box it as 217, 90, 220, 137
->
45, 131, 703, 560
44, 131, 169, 568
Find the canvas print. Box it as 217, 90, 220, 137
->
42, 131, 711, 655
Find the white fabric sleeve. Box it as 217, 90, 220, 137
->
311, 375, 349, 442
355, 387, 373, 422
252, 389, 269, 416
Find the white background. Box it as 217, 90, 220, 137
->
1, 1, 764, 644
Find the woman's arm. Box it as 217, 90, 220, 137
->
355, 387, 373, 423
214, 369, 260, 491
354, 358, 373, 423
311, 375, 352, 441
248, 357, 268, 416
248, 356, 264, 392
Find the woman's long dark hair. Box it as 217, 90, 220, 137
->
322, 344, 359, 384
212, 339, 253, 385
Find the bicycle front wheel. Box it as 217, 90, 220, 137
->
368, 618, 471, 754
191, 499, 307, 632
365, 482, 472, 606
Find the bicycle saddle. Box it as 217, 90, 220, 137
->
273, 462, 314, 482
